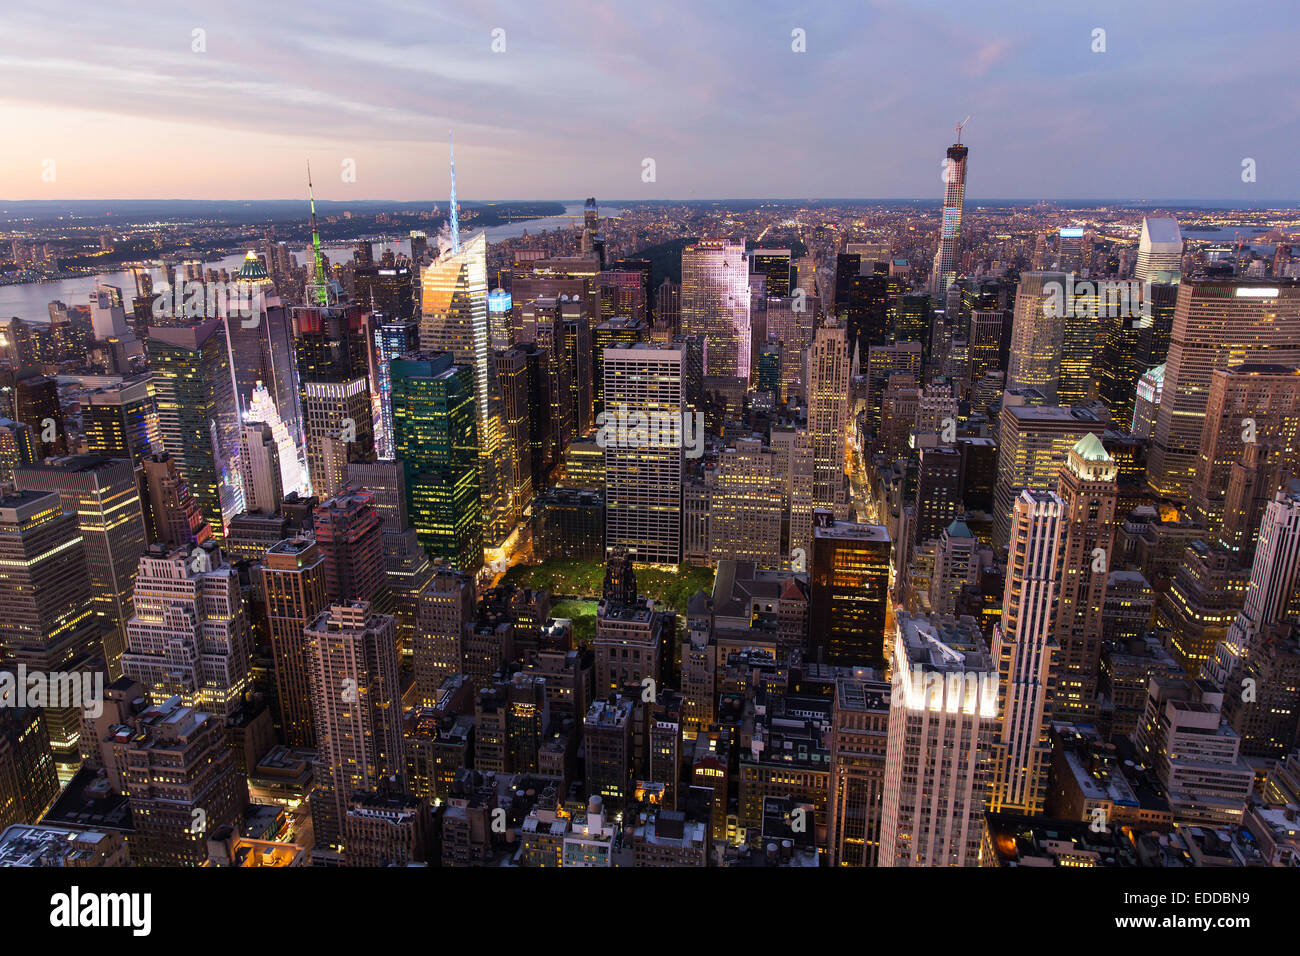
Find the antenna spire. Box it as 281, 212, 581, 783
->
306, 160, 329, 306
448, 131, 460, 254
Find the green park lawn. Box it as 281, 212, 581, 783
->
503, 557, 715, 612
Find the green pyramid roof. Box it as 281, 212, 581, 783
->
237, 251, 269, 280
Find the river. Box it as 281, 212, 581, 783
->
1, 202, 620, 324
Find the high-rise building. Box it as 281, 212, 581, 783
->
1052, 435, 1118, 720
2, 369, 65, 459
827, 669, 890, 867
237, 422, 282, 515
141, 452, 211, 549
992, 402, 1108, 547
414, 566, 475, 705
929, 139, 969, 301
1189, 364, 1300, 538
15, 456, 148, 680
261, 537, 329, 748
113, 696, 246, 866
1134, 678, 1252, 826
1134, 217, 1183, 285
494, 348, 535, 529
0, 709, 60, 829
245, 381, 304, 497
914, 445, 963, 544
1148, 279, 1300, 500
0, 418, 35, 485
709, 437, 783, 567
301, 376, 372, 501
928, 518, 979, 615
122, 541, 252, 719
146, 320, 243, 541
751, 248, 792, 298
307, 603, 403, 850
584, 696, 635, 812
808, 320, 851, 517
1007, 272, 1067, 402
809, 515, 892, 667
82, 375, 157, 466
990, 489, 1063, 815
390, 352, 482, 572
879, 613, 996, 867
0, 490, 101, 766
603, 343, 685, 566
1132, 363, 1164, 440
592, 317, 647, 417
681, 239, 752, 380
369, 315, 419, 459
312, 487, 387, 607
420, 232, 509, 544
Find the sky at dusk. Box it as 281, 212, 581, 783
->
1, 0, 1297, 202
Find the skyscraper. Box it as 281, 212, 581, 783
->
261, 537, 329, 748
122, 541, 252, 719
1007, 272, 1067, 402
809, 515, 892, 667
1148, 279, 1300, 499
141, 452, 211, 549
602, 343, 685, 566
990, 490, 1063, 815
307, 602, 403, 851
312, 487, 387, 607
420, 232, 510, 544
879, 613, 996, 867
82, 375, 157, 466
146, 319, 243, 542
370, 316, 419, 459
414, 565, 475, 705
390, 351, 482, 572
0, 490, 101, 766
992, 402, 1108, 547
1052, 435, 1118, 720
929, 137, 969, 301
14, 456, 148, 680
828, 669, 890, 867
114, 696, 246, 866
680, 239, 752, 380
708, 437, 784, 566
293, 302, 374, 500
245, 382, 304, 497
808, 320, 851, 517
1189, 364, 1300, 538
238, 422, 282, 515
1135, 217, 1183, 284
494, 348, 535, 530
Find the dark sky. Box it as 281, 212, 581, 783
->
1, 0, 1297, 200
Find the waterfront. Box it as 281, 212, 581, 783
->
0, 202, 619, 323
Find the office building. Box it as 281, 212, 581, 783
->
990, 490, 1063, 815
880, 613, 996, 866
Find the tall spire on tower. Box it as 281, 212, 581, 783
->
448, 131, 460, 254
306, 160, 329, 306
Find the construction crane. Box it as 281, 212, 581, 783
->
955, 114, 972, 144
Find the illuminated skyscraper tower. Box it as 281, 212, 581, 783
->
1148, 279, 1300, 499
421, 231, 509, 547
990, 489, 1063, 815
146, 319, 243, 541
1052, 435, 1117, 720
808, 320, 851, 517
1135, 217, 1183, 285
681, 239, 752, 380
929, 124, 969, 301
